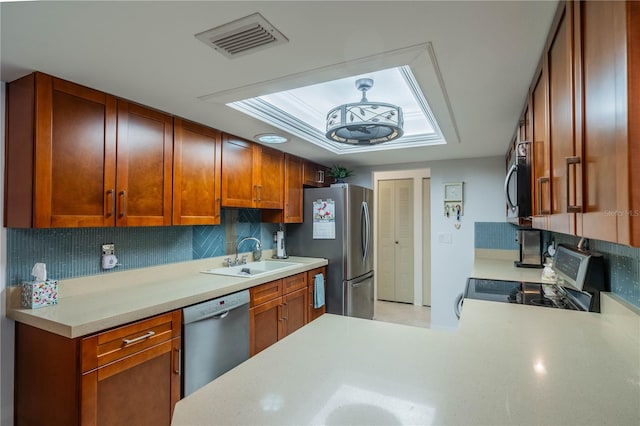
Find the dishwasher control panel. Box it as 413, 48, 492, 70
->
182, 290, 250, 324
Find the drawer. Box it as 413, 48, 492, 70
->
82, 311, 181, 372
283, 272, 307, 294
306, 267, 327, 285
250, 279, 282, 307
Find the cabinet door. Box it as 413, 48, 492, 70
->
116, 100, 173, 227
307, 267, 327, 322
283, 272, 307, 294
249, 298, 283, 356
579, 0, 626, 243
81, 338, 181, 426
173, 118, 222, 225
303, 161, 327, 187
221, 134, 256, 208
282, 287, 307, 337
256, 145, 284, 209
548, 2, 581, 235
249, 279, 282, 307
531, 67, 551, 230
284, 155, 303, 223
31, 74, 117, 228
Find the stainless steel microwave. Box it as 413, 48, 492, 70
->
504, 141, 532, 220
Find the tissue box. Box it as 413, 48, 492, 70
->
21, 279, 58, 309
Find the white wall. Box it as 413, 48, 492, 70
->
354, 156, 506, 329
428, 157, 505, 328
0, 81, 14, 425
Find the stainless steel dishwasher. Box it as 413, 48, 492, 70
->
182, 289, 250, 397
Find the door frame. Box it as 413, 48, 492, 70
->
373, 169, 430, 306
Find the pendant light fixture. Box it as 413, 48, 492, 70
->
325, 78, 404, 145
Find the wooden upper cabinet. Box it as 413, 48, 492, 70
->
221, 134, 256, 208
547, 1, 581, 235
284, 155, 304, 223
578, 0, 640, 246
255, 145, 284, 209
5, 72, 117, 228
116, 101, 173, 227
4, 72, 173, 228
531, 66, 551, 230
303, 161, 329, 187
263, 154, 303, 223
221, 133, 284, 209
173, 118, 222, 225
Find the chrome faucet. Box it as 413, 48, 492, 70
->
235, 237, 262, 264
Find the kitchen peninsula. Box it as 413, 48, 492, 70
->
172, 294, 639, 425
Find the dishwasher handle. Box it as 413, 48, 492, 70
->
196, 309, 231, 322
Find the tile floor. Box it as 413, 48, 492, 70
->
373, 300, 431, 328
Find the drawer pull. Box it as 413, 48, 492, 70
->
122, 331, 155, 345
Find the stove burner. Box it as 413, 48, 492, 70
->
529, 298, 555, 307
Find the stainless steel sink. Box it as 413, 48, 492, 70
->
202, 260, 302, 278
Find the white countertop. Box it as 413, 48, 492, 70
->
172, 294, 640, 426
6, 254, 327, 338
472, 254, 547, 283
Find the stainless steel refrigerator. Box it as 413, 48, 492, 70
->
287, 184, 374, 319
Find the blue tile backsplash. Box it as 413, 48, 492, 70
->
474, 222, 640, 308
474, 222, 519, 250
7, 209, 278, 286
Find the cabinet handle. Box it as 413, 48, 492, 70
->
106, 189, 115, 217
173, 347, 181, 375
118, 190, 127, 217
253, 185, 258, 203
122, 330, 155, 345
282, 302, 288, 320
278, 304, 284, 322
258, 185, 263, 202
537, 177, 550, 215
317, 170, 325, 183
565, 157, 581, 213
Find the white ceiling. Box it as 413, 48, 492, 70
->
0, 1, 558, 168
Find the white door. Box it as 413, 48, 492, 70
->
377, 179, 414, 303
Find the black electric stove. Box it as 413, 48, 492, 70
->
455, 245, 608, 319
464, 278, 591, 311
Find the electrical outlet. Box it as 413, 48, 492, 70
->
102, 243, 115, 255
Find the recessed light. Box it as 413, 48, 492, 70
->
255, 133, 288, 144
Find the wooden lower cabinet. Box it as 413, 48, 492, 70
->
282, 288, 307, 336
307, 267, 327, 322
15, 311, 181, 426
249, 273, 309, 356
249, 296, 283, 356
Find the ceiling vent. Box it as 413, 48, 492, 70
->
195, 12, 289, 59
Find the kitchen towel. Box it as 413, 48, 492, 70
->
314, 273, 325, 309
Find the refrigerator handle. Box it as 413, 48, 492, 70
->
362, 201, 371, 263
